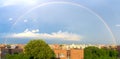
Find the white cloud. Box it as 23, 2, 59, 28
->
6, 29, 82, 41
23, 19, 28, 23
24, 29, 39, 33
116, 24, 120, 27
8, 18, 13, 21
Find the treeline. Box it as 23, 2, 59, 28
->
5, 40, 55, 59
84, 46, 119, 59
4, 40, 120, 59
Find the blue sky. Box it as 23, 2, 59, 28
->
0, 0, 120, 45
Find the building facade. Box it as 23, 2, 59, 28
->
54, 49, 84, 59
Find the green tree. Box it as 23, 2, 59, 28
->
84, 46, 119, 59
5, 53, 29, 59
84, 46, 100, 59
24, 39, 55, 59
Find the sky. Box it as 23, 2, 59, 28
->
0, 0, 120, 45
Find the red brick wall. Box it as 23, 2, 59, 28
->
54, 49, 67, 59
54, 49, 84, 59
70, 49, 84, 59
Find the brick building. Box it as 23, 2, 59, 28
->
117, 46, 120, 57
54, 49, 84, 59
0, 44, 84, 59
0, 44, 23, 59
0, 45, 6, 59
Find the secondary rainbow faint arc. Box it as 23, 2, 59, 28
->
12, 1, 116, 45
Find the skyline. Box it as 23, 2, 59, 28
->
0, 0, 120, 44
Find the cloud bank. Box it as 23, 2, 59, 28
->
6, 29, 82, 41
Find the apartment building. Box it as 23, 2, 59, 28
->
54, 49, 84, 59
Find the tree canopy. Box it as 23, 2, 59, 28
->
84, 46, 119, 59
5, 39, 55, 59
24, 39, 55, 59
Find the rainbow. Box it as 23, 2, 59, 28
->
10, 1, 116, 45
